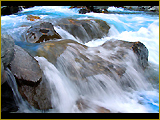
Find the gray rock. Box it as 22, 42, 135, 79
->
1, 34, 15, 85
1, 34, 15, 68
10, 45, 42, 83
102, 40, 148, 69
18, 74, 52, 110
10, 45, 52, 110
36, 39, 84, 65
25, 22, 62, 43
132, 41, 148, 69
56, 19, 110, 43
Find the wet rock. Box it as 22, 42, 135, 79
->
10, 45, 52, 110
17, 74, 52, 110
124, 6, 159, 12
22, 39, 148, 85
1, 34, 15, 68
76, 98, 88, 110
25, 22, 62, 43
70, 6, 109, 14
1, 34, 15, 85
79, 8, 90, 14
36, 39, 86, 65
131, 41, 148, 69
10, 45, 42, 83
96, 107, 110, 113
52, 39, 148, 84
1, 34, 18, 112
1, 6, 22, 16
76, 98, 110, 113
26, 15, 40, 21
87, 6, 102, 13
102, 40, 149, 69
56, 19, 110, 43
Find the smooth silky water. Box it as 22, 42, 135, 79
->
1, 6, 159, 113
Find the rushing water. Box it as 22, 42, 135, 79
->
1, 6, 159, 113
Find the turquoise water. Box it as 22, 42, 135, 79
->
1, 6, 159, 113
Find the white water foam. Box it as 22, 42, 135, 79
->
85, 19, 159, 65
108, 6, 124, 12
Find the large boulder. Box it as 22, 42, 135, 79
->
1, 34, 15, 85
20, 39, 148, 83
55, 19, 110, 43
10, 45, 52, 110
1, 34, 18, 112
35, 39, 87, 65
1, 34, 15, 68
131, 41, 148, 69
10, 45, 42, 83
25, 22, 62, 43
17, 74, 52, 110
102, 40, 148, 69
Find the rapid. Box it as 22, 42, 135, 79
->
1, 6, 159, 113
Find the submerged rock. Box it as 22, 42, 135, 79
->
96, 107, 110, 113
102, 40, 148, 69
25, 22, 62, 43
76, 98, 110, 113
55, 19, 110, 43
10, 45, 52, 110
13, 38, 149, 111
26, 39, 148, 83
35, 39, 87, 65
26, 15, 41, 21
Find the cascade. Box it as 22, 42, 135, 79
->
1, 6, 159, 113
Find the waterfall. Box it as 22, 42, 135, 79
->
5, 67, 24, 106
34, 41, 157, 113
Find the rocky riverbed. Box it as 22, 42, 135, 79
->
1, 6, 159, 114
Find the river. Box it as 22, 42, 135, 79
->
1, 6, 159, 113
